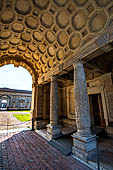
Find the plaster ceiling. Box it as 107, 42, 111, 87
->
0, 0, 113, 80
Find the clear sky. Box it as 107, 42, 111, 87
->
0, 65, 32, 91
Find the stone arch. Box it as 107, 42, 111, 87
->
0, 55, 38, 84
0, 55, 38, 129
0, 95, 10, 110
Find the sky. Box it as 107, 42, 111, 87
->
0, 65, 32, 91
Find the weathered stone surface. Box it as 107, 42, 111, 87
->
21, 33, 31, 42
12, 22, 24, 33
56, 11, 69, 28
33, 53, 39, 61
0, 0, 111, 82
17, 45, 26, 52
72, 10, 87, 30
36, 62, 40, 70
95, 0, 111, 7
0, 31, 11, 39
50, 76, 58, 125
0, 0, 111, 80
72, 62, 96, 161
0, 0, 3, 11
8, 48, 17, 54
96, 32, 110, 48
0, 44, 9, 50
24, 52, 32, 59
47, 76, 62, 139
41, 12, 53, 28
89, 12, 107, 33
72, 134, 96, 161
74, 0, 87, 6
33, 31, 43, 42
57, 49, 64, 61
45, 31, 55, 43
47, 46, 55, 57
10, 38, 20, 45
69, 33, 81, 49
28, 44, 36, 52
73, 62, 91, 135
48, 58, 53, 68
1, 10, 15, 24
25, 16, 38, 29
33, 0, 49, 9
57, 31, 68, 46
41, 66, 46, 73
47, 124, 62, 139
15, 0, 31, 15
40, 55, 46, 64
38, 44, 46, 54
54, 0, 67, 6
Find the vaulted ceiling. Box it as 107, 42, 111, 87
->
0, 0, 113, 80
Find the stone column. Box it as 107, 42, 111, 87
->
72, 61, 96, 162
31, 82, 38, 130
47, 76, 62, 139
35, 85, 45, 129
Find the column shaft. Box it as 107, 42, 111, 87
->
31, 82, 38, 130
72, 61, 96, 162
47, 76, 62, 139
74, 62, 91, 136
50, 76, 58, 125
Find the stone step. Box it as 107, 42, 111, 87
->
91, 126, 106, 137
48, 140, 72, 156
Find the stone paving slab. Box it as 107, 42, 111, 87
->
0, 130, 91, 170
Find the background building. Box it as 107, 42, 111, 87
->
0, 88, 32, 110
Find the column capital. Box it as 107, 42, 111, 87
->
32, 80, 38, 88
73, 60, 86, 68
50, 75, 57, 82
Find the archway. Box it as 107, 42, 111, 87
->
1, 99, 7, 110
0, 56, 39, 131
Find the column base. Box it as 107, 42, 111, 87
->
34, 119, 49, 130
72, 133, 96, 162
31, 118, 35, 131
46, 124, 62, 140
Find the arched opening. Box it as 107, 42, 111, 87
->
0, 57, 38, 132
1, 99, 7, 110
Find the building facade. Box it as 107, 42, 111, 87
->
0, 88, 32, 110
0, 0, 113, 164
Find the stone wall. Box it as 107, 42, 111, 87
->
0, 89, 32, 110
58, 85, 76, 127
57, 73, 113, 128
87, 73, 113, 124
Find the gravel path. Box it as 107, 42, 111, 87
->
0, 111, 31, 130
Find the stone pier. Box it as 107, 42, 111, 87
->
72, 62, 96, 162
47, 76, 62, 139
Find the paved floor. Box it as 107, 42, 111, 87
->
89, 136, 113, 170
37, 128, 113, 170
0, 130, 91, 170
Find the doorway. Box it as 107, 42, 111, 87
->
89, 93, 105, 127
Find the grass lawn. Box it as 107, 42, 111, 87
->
13, 113, 31, 122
